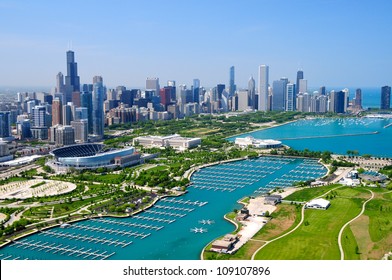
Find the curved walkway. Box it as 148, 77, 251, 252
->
338, 189, 374, 260
251, 185, 343, 260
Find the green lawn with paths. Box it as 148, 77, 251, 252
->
254, 187, 366, 260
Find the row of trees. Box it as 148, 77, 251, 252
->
283, 148, 332, 162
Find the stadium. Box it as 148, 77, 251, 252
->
48, 143, 140, 171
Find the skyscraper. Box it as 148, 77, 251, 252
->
286, 83, 295, 111
0, 111, 11, 138
56, 72, 65, 94
32, 105, 47, 127
295, 70, 303, 109
55, 125, 75, 146
342, 88, 349, 112
52, 98, 62, 126
71, 120, 88, 143
229, 66, 236, 96
146, 78, 160, 96
296, 70, 303, 93
258, 65, 269, 111
80, 91, 93, 134
17, 119, 31, 140
65, 50, 80, 103
160, 88, 171, 110
62, 103, 73, 125
319, 86, 326, 96
272, 78, 288, 111
299, 79, 308, 94
72, 91, 81, 107
330, 90, 345, 113
354, 88, 362, 109
92, 76, 104, 138
217, 84, 225, 109
248, 76, 256, 109
237, 90, 249, 111
381, 86, 391, 110
193, 79, 200, 104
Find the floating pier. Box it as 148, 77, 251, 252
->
40, 230, 132, 248
10, 240, 115, 260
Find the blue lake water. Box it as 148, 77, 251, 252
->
0, 157, 326, 260
229, 117, 392, 158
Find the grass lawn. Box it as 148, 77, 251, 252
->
341, 226, 361, 260
184, 127, 221, 136
23, 196, 99, 219
254, 187, 366, 260
382, 191, 392, 200
252, 204, 300, 241
340, 188, 392, 260
360, 195, 392, 259
284, 184, 341, 202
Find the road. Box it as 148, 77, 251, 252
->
338, 189, 374, 260
0, 164, 39, 179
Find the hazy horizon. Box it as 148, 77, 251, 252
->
1, 0, 392, 88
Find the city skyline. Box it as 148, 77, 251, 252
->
1, 0, 392, 88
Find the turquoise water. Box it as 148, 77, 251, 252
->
0, 157, 326, 260
229, 118, 392, 158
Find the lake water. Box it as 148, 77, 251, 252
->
229, 117, 392, 158
0, 157, 326, 260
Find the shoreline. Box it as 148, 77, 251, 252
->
0, 191, 185, 249
225, 119, 298, 140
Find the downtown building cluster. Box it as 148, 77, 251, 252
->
0, 51, 392, 150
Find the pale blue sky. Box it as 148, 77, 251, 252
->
1, 0, 392, 89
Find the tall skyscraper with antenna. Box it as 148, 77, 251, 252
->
65, 50, 80, 103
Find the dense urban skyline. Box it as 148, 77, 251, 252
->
1, 0, 392, 88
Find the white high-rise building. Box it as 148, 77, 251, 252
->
343, 88, 349, 112
258, 65, 269, 111
286, 83, 295, 111
237, 90, 249, 111
299, 79, 308, 94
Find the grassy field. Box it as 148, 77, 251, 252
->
360, 191, 392, 259
184, 127, 221, 136
341, 225, 361, 260
254, 187, 367, 260
284, 184, 341, 202
341, 188, 392, 260
203, 186, 388, 260
252, 204, 301, 241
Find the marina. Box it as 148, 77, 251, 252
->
0, 156, 327, 260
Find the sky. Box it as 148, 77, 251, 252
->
1, 0, 392, 90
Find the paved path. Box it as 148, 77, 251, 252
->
338, 189, 374, 260
251, 186, 343, 260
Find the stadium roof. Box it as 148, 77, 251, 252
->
51, 144, 104, 158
